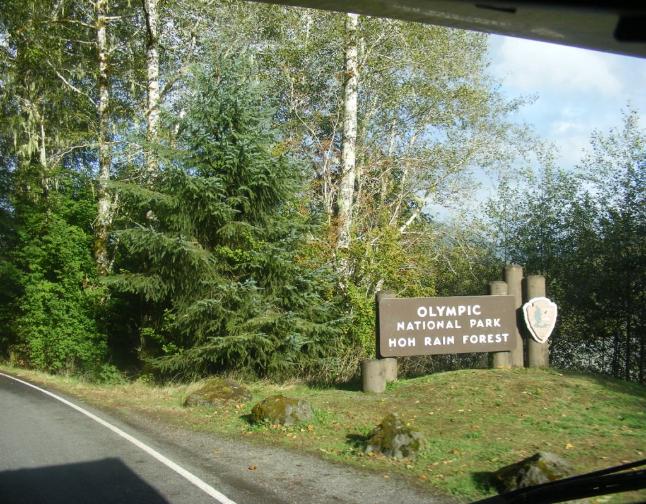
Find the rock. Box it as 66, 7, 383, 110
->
183, 378, 251, 407
365, 413, 423, 459
495, 452, 575, 491
250, 394, 313, 426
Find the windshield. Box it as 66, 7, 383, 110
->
0, 2, 644, 504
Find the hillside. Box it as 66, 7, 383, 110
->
1, 365, 644, 502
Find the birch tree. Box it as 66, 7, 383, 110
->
94, 0, 112, 276
336, 12, 359, 254
143, 0, 160, 178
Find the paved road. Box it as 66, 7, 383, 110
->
0, 373, 452, 504
0, 374, 237, 504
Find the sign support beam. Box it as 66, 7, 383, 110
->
490, 280, 512, 369
504, 264, 525, 368
526, 275, 550, 368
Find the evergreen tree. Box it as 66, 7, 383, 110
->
108, 55, 343, 379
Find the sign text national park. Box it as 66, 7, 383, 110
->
378, 295, 517, 357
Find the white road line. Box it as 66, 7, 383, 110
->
0, 372, 237, 504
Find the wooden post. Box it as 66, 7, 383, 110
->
375, 290, 396, 358
365, 290, 397, 392
504, 264, 525, 368
382, 357, 398, 382
361, 359, 386, 393
526, 275, 550, 368
490, 280, 511, 369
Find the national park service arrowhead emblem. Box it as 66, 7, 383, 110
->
523, 297, 557, 344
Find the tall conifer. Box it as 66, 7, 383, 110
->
109, 55, 342, 378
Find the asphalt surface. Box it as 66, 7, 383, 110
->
0, 373, 453, 504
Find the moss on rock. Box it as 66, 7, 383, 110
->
495, 452, 574, 491
365, 413, 423, 459
183, 378, 251, 407
250, 394, 313, 425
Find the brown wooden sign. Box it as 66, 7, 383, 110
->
378, 295, 517, 357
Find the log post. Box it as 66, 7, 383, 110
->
490, 280, 511, 369
382, 357, 398, 382
504, 264, 525, 368
375, 290, 395, 358
366, 290, 397, 391
526, 275, 550, 368
361, 359, 386, 393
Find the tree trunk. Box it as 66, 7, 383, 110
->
143, 0, 160, 179
336, 12, 359, 253
624, 319, 631, 381
95, 0, 112, 276
38, 113, 53, 199
639, 324, 644, 384
611, 330, 621, 378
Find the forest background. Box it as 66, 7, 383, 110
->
0, 0, 644, 384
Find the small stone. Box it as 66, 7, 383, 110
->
183, 378, 251, 407
250, 394, 313, 426
495, 452, 575, 491
365, 413, 423, 459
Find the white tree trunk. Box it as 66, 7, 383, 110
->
336, 12, 359, 252
143, 0, 160, 178
95, 0, 112, 275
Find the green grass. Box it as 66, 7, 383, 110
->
2, 364, 644, 502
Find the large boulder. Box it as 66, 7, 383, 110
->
495, 452, 575, 491
183, 378, 251, 407
365, 413, 423, 459
250, 395, 313, 426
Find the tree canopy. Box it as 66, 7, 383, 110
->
0, 0, 643, 383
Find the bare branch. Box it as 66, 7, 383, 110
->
46, 60, 97, 106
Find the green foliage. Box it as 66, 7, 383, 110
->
487, 110, 645, 382
2, 0, 640, 388
3, 168, 108, 376
344, 282, 376, 358
109, 54, 345, 380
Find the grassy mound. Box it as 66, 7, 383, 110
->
2, 365, 644, 501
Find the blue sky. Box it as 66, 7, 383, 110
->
487, 34, 646, 169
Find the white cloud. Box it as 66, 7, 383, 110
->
493, 37, 623, 97
553, 132, 590, 168
552, 120, 577, 134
